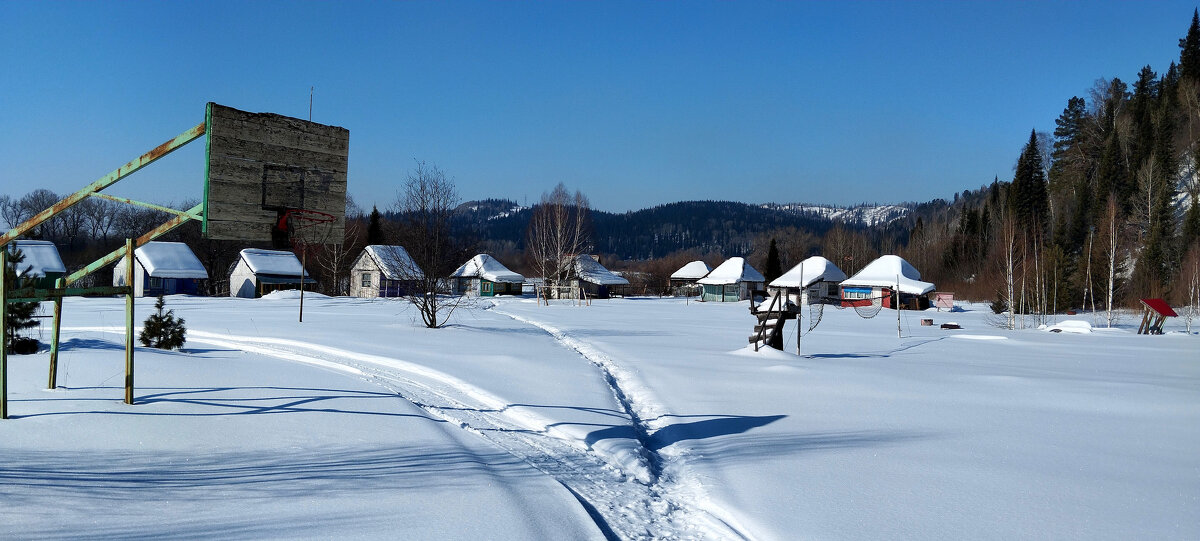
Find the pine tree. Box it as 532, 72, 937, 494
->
764, 238, 782, 283
1011, 130, 1050, 234
367, 205, 385, 246
1180, 8, 1200, 81
139, 295, 187, 350
4, 248, 40, 354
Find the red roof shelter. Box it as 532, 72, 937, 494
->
1137, 298, 1177, 335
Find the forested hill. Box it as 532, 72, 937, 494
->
448, 199, 916, 260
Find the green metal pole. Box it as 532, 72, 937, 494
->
124, 239, 135, 405
48, 276, 64, 389
1, 249, 8, 419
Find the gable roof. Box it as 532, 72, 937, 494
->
449, 254, 524, 283
769, 256, 847, 288
670, 260, 712, 280
363, 245, 422, 280
841, 254, 934, 295
574, 255, 629, 285
698, 257, 765, 285
239, 248, 309, 277
135, 242, 208, 279
8, 240, 66, 278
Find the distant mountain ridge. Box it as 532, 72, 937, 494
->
449, 199, 917, 259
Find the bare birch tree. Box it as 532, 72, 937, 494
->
393, 161, 473, 328
998, 210, 1019, 330
526, 183, 591, 297
1179, 244, 1200, 333
1099, 196, 1124, 327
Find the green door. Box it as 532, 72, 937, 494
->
481, 280, 494, 297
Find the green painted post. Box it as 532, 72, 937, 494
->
48, 276, 64, 389
124, 239, 135, 405
1, 249, 8, 419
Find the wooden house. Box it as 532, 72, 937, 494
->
113, 241, 208, 297
697, 257, 765, 302
449, 254, 524, 296
669, 260, 711, 294
768, 256, 847, 305
350, 245, 422, 298
229, 248, 314, 298
839, 255, 934, 310
572, 255, 629, 299
7, 240, 66, 289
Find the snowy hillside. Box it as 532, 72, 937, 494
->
763, 202, 910, 227
3, 295, 1196, 539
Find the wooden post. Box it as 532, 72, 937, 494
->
48, 276, 64, 389
1, 249, 8, 419
124, 239, 135, 405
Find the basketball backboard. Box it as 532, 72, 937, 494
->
203, 102, 349, 243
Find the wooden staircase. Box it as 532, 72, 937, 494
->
749, 292, 797, 351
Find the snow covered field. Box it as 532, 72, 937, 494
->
1, 294, 1197, 540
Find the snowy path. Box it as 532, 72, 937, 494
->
66, 322, 750, 540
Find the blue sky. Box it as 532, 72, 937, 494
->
0, 1, 1195, 213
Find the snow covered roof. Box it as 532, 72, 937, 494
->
573, 255, 629, 285
135, 242, 208, 279
8, 240, 66, 278
670, 260, 712, 280
769, 256, 847, 288
364, 245, 422, 280
698, 257, 765, 285
449, 254, 524, 283
239, 248, 309, 277
841, 255, 934, 295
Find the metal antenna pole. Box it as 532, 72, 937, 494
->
1, 249, 8, 419
897, 273, 902, 338
309, 86, 314, 122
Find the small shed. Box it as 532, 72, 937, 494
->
229, 248, 314, 298
698, 257, 766, 302
572, 255, 629, 299
113, 241, 208, 297
350, 245, 422, 298
449, 254, 525, 296
839, 255, 934, 310
669, 260, 712, 294
768, 256, 847, 305
7, 240, 66, 289
1137, 298, 1177, 335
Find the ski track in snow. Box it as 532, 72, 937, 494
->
63, 325, 749, 541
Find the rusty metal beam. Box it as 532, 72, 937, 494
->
6, 286, 131, 303
64, 203, 203, 286
0, 121, 206, 248
88, 193, 202, 220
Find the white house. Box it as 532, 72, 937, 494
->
449, 254, 524, 296
350, 245, 422, 298
768, 256, 847, 305
839, 254, 935, 310
113, 241, 208, 296
572, 255, 629, 299
229, 248, 314, 298
697, 257, 765, 302
7, 240, 66, 289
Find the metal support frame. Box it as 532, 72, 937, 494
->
0, 120, 205, 418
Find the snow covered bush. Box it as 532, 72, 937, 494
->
139, 295, 186, 350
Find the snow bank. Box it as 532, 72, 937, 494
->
1041, 320, 1093, 334
260, 290, 330, 300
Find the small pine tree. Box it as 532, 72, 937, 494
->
139, 295, 187, 350
764, 238, 782, 283
4, 248, 40, 354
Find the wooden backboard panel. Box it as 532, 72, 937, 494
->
203, 103, 349, 242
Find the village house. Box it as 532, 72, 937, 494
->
229, 248, 314, 298
571, 255, 629, 299
7, 240, 66, 289
697, 257, 765, 302
350, 245, 422, 298
449, 254, 525, 296
113, 241, 208, 297
768, 256, 847, 305
839, 254, 934, 310
669, 260, 711, 294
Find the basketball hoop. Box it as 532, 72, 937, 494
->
273, 208, 336, 249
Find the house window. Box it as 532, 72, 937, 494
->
843, 287, 871, 300
362, 273, 373, 287
148, 277, 163, 289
